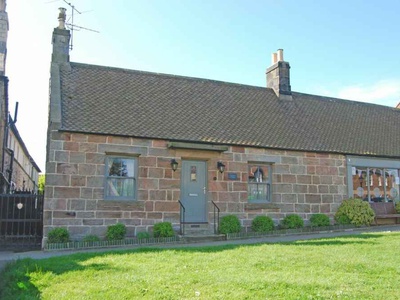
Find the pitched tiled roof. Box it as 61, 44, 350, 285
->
60, 62, 400, 158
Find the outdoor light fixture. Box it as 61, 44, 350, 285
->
170, 159, 178, 171
217, 161, 225, 173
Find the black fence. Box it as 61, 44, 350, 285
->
0, 193, 44, 250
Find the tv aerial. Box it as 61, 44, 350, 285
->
61, 0, 99, 50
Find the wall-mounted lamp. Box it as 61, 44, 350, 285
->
217, 161, 225, 173
170, 159, 178, 171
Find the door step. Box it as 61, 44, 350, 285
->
180, 234, 226, 243
181, 223, 216, 235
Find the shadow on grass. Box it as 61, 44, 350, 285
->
0, 231, 397, 299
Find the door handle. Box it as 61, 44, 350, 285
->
203, 187, 206, 194
189, 193, 198, 197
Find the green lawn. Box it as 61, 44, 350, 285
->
1, 232, 400, 299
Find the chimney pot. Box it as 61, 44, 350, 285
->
277, 49, 284, 62
271, 52, 277, 64
58, 7, 67, 29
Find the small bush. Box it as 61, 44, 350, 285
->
395, 202, 400, 213
334, 198, 375, 226
106, 223, 127, 240
251, 216, 274, 232
48, 227, 70, 243
153, 222, 175, 238
219, 215, 241, 234
137, 232, 151, 239
82, 234, 100, 242
309, 214, 330, 227
281, 214, 304, 229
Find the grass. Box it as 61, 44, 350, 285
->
1, 232, 400, 299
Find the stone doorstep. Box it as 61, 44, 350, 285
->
181, 223, 217, 236
180, 234, 226, 243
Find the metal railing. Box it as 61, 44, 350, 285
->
178, 200, 185, 236
211, 201, 220, 234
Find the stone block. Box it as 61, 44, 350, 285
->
318, 185, 329, 193
152, 140, 168, 148
305, 194, 322, 204
76, 211, 95, 218
96, 211, 122, 218
282, 174, 296, 183
46, 174, 70, 186
160, 179, 180, 189
139, 178, 159, 190
54, 187, 80, 199
81, 188, 93, 199
86, 153, 105, 164
138, 190, 149, 201
83, 219, 104, 225
282, 194, 296, 203
148, 148, 170, 157
88, 135, 107, 143
154, 201, 179, 212
71, 133, 88, 142
290, 165, 306, 175
281, 156, 299, 164
147, 212, 162, 219
69, 199, 86, 210
227, 162, 247, 172
57, 163, 78, 175
64, 142, 79, 151
149, 167, 164, 178
78, 164, 97, 176
274, 165, 290, 174
329, 186, 339, 194
139, 156, 157, 167
297, 175, 312, 184
71, 175, 86, 187
149, 190, 166, 200
79, 143, 98, 152
70, 152, 86, 163
53, 218, 82, 226
233, 182, 247, 192
87, 176, 104, 188
274, 183, 293, 193
119, 218, 142, 226
293, 184, 308, 193
55, 151, 69, 163
295, 204, 311, 213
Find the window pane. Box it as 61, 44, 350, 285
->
248, 164, 270, 202
106, 178, 134, 197
108, 158, 135, 177
249, 165, 269, 183
248, 183, 269, 201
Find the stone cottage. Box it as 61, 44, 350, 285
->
44, 8, 400, 241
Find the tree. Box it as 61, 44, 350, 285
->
38, 174, 45, 194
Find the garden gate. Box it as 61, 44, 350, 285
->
0, 193, 44, 250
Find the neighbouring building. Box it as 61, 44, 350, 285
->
44, 8, 400, 241
0, 0, 41, 193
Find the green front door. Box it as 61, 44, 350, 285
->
181, 160, 207, 223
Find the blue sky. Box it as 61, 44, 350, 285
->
6, 0, 400, 171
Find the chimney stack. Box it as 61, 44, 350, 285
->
0, 0, 8, 76
266, 49, 292, 100
51, 7, 70, 63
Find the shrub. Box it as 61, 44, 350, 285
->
106, 223, 127, 240
153, 222, 175, 238
82, 234, 100, 242
281, 214, 304, 229
219, 215, 241, 234
251, 216, 274, 232
48, 227, 70, 243
309, 214, 330, 227
395, 202, 400, 214
137, 232, 151, 239
334, 198, 375, 226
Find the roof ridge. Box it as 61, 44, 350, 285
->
292, 91, 400, 110
69, 61, 271, 91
